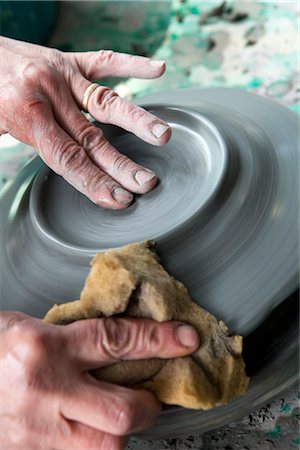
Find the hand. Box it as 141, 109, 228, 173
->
0, 37, 171, 209
0, 312, 199, 449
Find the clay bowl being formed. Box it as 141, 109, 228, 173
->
0, 88, 298, 437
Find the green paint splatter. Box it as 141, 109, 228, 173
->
292, 437, 300, 445
189, 6, 200, 15
279, 402, 291, 413
248, 78, 262, 88
266, 425, 282, 439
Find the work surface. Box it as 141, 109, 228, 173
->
0, 1, 299, 449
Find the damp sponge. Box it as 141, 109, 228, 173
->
44, 241, 249, 409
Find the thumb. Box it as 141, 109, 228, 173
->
64, 318, 200, 369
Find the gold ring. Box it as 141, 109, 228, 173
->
82, 83, 100, 112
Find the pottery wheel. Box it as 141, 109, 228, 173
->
0, 88, 298, 437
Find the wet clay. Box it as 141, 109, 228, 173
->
1, 89, 298, 435
44, 241, 249, 409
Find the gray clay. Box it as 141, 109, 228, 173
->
0, 88, 298, 438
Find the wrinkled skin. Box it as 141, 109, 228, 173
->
0, 36, 172, 209
0, 312, 199, 449
0, 38, 193, 449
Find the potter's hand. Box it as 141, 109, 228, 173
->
0, 37, 171, 209
0, 312, 199, 450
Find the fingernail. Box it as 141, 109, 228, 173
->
151, 122, 170, 139
112, 187, 133, 205
150, 59, 165, 67
176, 325, 199, 348
135, 170, 157, 185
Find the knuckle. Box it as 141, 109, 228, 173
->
24, 327, 46, 354
112, 399, 136, 434
129, 320, 159, 355
113, 153, 131, 172
52, 142, 86, 175
22, 60, 50, 85
52, 50, 74, 82
90, 172, 108, 190
129, 106, 148, 124
79, 125, 104, 152
16, 326, 47, 360
94, 87, 119, 109
99, 319, 132, 359
97, 49, 114, 65
147, 322, 161, 349
84, 171, 110, 196
0, 312, 26, 332
3, 322, 60, 402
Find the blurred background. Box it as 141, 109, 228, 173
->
1, 1, 298, 103
1, 1, 299, 449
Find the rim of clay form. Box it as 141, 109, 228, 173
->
29, 107, 228, 254
0, 88, 298, 438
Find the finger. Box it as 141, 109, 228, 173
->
69, 49, 166, 80
60, 375, 160, 436
71, 78, 171, 146
60, 419, 128, 450
53, 97, 158, 194
29, 98, 134, 209
64, 318, 200, 368
0, 311, 27, 332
